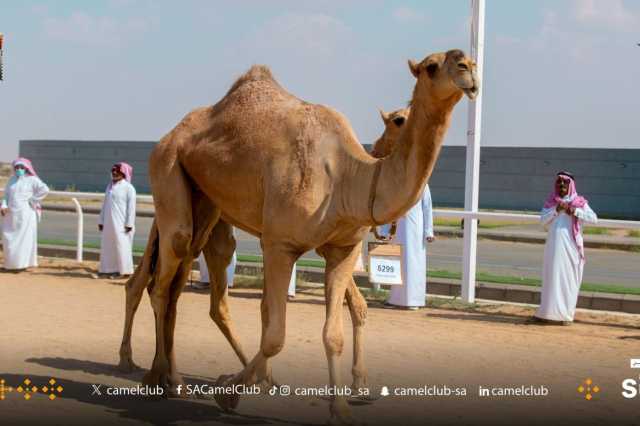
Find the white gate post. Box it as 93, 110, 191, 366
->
71, 197, 84, 262
462, 0, 485, 303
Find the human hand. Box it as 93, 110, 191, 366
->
98, 224, 103, 231
426, 236, 435, 243
0, 207, 7, 217
125, 226, 133, 233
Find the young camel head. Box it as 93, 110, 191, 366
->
371, 107, 411, 158
408, 49, 479, 102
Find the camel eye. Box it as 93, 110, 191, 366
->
457, 63, 469, 71
393, 116, 405, 127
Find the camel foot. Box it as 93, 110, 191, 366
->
142, 370, 171, 398
328, 399, 361, 426
117, 355, 142, 373
213, 374, 240, 412
167, 374, 186, 398
349, 379, 377, 402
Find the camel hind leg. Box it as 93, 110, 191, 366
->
142, 150, 195, 393
118, 219, 159, 372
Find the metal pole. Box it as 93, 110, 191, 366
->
71, 197, 84, 262
461, 0, 485, 303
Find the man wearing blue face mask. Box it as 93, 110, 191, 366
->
1, 158, 49, 271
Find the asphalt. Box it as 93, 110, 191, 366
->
26, 209, 640, 289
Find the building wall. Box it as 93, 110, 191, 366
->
20, 140, 155, 193
20, 140, 640, 219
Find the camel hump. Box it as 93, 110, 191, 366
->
226, 65, 276, 95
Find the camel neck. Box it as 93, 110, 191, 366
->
367, 89, 460, 224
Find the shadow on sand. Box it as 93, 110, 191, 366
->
8, 361, 316, 425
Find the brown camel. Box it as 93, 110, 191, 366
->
371, 107, 411, 158
117, 107, 411, 391
126, 49, 477, 424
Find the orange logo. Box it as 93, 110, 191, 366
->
577, 378, 600, 400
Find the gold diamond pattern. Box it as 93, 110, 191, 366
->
577, 378, 600, 401
1, 378, 61, 401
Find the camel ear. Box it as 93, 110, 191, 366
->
408, 59, 420, 78
379, 109, 390, 124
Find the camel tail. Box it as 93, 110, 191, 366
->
148, 220, 159, 276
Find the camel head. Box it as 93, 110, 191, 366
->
408, 49, 479, 101
372, 107, 411, 158
379, 107, 411, 131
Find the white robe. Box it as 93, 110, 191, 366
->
1, 175, 49, 269
535, 200, 597, 321
198, 248, 297, 296
379, 185, 434, 307
198, 251, 237, 286
98, 180, 136, 275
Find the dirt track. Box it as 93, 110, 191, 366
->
1, 257, 639, 425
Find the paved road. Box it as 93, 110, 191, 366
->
26, 211, 640, 288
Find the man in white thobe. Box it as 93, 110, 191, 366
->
533, 171, 597, 325
1, 158, 49, 271
97, 162, 136, 278
380, 184, 434, 310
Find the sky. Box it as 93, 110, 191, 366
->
0, 0, 639, 161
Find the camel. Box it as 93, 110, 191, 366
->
127, 49, 477, 424
117, 106, 411, 391
371, 107, 411, 158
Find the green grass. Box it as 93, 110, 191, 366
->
427, 268, 640, 295
38, 239, 640, 295
628, 230, 640, 238
39, 238, 146, 253
433, 218, 463, 227
583, 227, 610, 235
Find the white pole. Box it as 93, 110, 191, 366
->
71, 197, 84, 262
461, 0, 485, 303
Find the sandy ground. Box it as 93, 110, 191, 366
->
1, 257, 640, 426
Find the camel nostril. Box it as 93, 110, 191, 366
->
457, 63, 469, 71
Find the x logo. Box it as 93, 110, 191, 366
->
91, 384, 102, 396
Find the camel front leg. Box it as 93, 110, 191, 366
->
345, 278, 368, 391
319, 243, 361, 425
214, 243, 295, 412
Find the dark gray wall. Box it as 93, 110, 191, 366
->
20, 140, 155, 193
20, 140, 640, 219
427, 146, 639, 219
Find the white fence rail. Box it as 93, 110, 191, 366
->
2, 190, 640, 292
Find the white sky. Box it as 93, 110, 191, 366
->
1, 0, 639, 162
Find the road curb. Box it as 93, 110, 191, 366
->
35, 244, 640, 316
